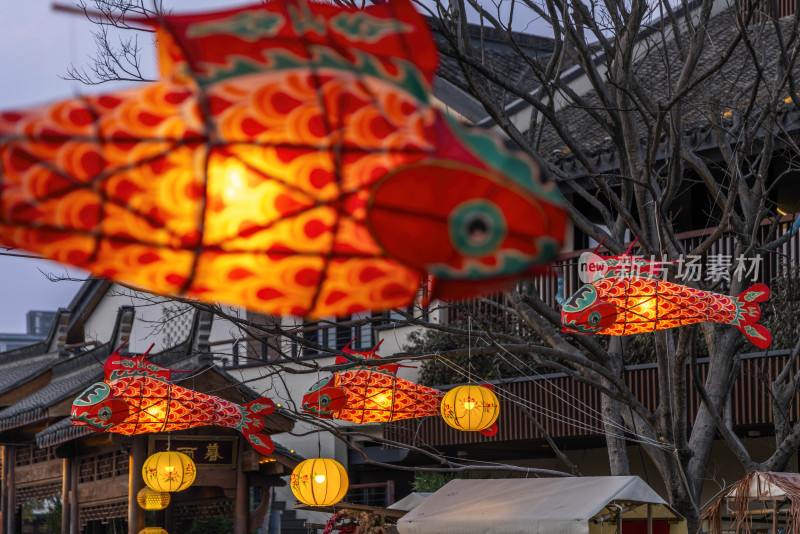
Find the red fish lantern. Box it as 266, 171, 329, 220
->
0, 0, 567, 319
71, 349, 276, 455
302, 341, 499, 436
561, 252, 772, 348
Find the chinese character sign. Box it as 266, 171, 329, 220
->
0, 0, 567, 319
564, 253, 772, 348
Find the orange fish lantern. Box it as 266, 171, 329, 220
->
71, 349, 276, 455
302, 340, 499, 436
0, 0, 567, 319
560, 252, 772, 348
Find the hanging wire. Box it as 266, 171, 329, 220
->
433, 350, 669, 450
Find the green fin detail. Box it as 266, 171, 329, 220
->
288, 3, 327, 36
744, 325, 766, 340
196, 48, 429, 103
443, 114, 565, 205
186, 12, 285, 40
330, 12, 412, 42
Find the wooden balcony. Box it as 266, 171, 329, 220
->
448, 217, 799, 321
384, 350, 799, 448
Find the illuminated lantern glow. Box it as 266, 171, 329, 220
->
138, 529, 168, 534
561, 253, 772, 348
0, 0, 567, 320
441, 384, 500, 433
142, 451, 196, 493
137, 487, 171, 511
302, 340, 445, 424
291, 458, 349, 506
71, 348, 276, 455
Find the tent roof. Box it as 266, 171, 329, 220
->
726, 471, 800, 500
397, 476, 684, 534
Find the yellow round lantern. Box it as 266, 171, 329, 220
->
290, 458, 348, 506
136, 487, 171, 511
440, 384, 500, 431
142, 451, 196, 493
138, 529, 168, 534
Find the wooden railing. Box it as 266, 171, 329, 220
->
448, 218, 799, 322
385, 350, 799, 447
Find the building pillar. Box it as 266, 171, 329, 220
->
61, 458, 71, 534
128, 438, 145, 534
69, 457, 78, 534
233, 440, 248, 534
1, 445, 7, 534
6, 447, 15, 534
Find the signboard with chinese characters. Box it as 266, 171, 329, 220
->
148, 436, 237, 469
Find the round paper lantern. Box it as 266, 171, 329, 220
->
138, 529, 168, 534
142, 451, 196, 492
290, 458, 348, 506
440, 385, 500, 431
137, 487, 171, 510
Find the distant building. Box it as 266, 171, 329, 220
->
0, 310, 57, 352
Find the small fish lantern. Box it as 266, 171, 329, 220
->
441, 384, 500, 433
142, 451, 196, 493
291, 458, 349, 507
137, 487, 170, 511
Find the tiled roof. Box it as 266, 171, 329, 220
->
428, 19, 554, 121
36, 416, 93, 448
0, 365, 102, 432
0, 352, 61, 397
538, 8, 800, 165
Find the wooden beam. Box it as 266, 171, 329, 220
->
127, 438, 145, 534
69, 456, 78, 534
233, 439, 248, 534
60, 458, 70, 534
1, 446, 7, 534
7, 447, 16, 534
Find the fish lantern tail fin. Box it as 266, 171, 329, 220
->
736, 323, 772, 349
243, 431, 275, 456
239, 397, 276, 456
732, 283, 772, 349
478, 423, 499, 437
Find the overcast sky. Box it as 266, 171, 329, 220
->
0, 0, 546, 333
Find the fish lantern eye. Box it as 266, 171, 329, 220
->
97, 406, 113, 420
588, 312, 602, 326
449, 200, 507, 257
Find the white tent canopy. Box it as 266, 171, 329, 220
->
397, 476, 687, 534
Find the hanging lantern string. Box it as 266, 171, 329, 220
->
483, 342, 663, 446
453, 316, 660, 446
437, 355, 668, 449
434, 353, 669, 450
467, 316, 472, 385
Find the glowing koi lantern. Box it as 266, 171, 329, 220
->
290, 458, 349, 506
0, 0, 566, 319
441, 384, 500, 433
142, 451, 196, 493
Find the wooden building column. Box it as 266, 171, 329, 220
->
128, 437, 145, 534
60, 457, 71, 534
233, 440, 248, 534
1, 445, 7, 534
69, 456, 78, 534
5, 446, 15, 534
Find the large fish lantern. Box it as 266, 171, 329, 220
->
560, 252, 772, 348
0, 0, 567, 318
71, 347, 277, 455
302, 341, 498, 436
